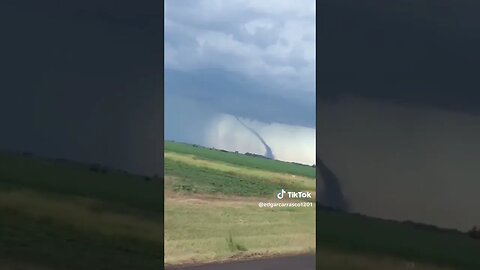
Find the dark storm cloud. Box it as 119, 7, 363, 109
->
165, 0, 315, 130
317, 0, 480, 229
165, 69, 315, 128
318, 0, 480, 114
0, 0, 162, 175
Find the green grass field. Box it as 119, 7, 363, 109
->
165, 141, 315, 178
164, 142, 316, 265
317, 210, 480, 270
2, 142, 480, 270
0, 153, 162, 270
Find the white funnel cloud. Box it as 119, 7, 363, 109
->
205, 113, 315, 165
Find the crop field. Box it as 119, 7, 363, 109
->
316, 210, 480, 270
0, 153, 162, 270
164, 142, 316, 266
3, 142, 480, 270
165, 141, 315, 178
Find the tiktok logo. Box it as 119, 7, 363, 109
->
277, 189, 287, 199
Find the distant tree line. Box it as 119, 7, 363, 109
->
245, 152, 270, 159
88, 164, 162, 182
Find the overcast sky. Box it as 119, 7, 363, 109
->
318, 0, 480, 112
0, 0, 162, 175
165, 0, 316, 165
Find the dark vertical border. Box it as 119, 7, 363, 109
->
160, 0, 165, 267
315, 0, 320, 268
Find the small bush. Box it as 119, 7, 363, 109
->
226, 231, 247, 252
173, 184, 197, 193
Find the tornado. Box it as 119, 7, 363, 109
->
235, 116, 275, 159
317, 155, 349, 211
